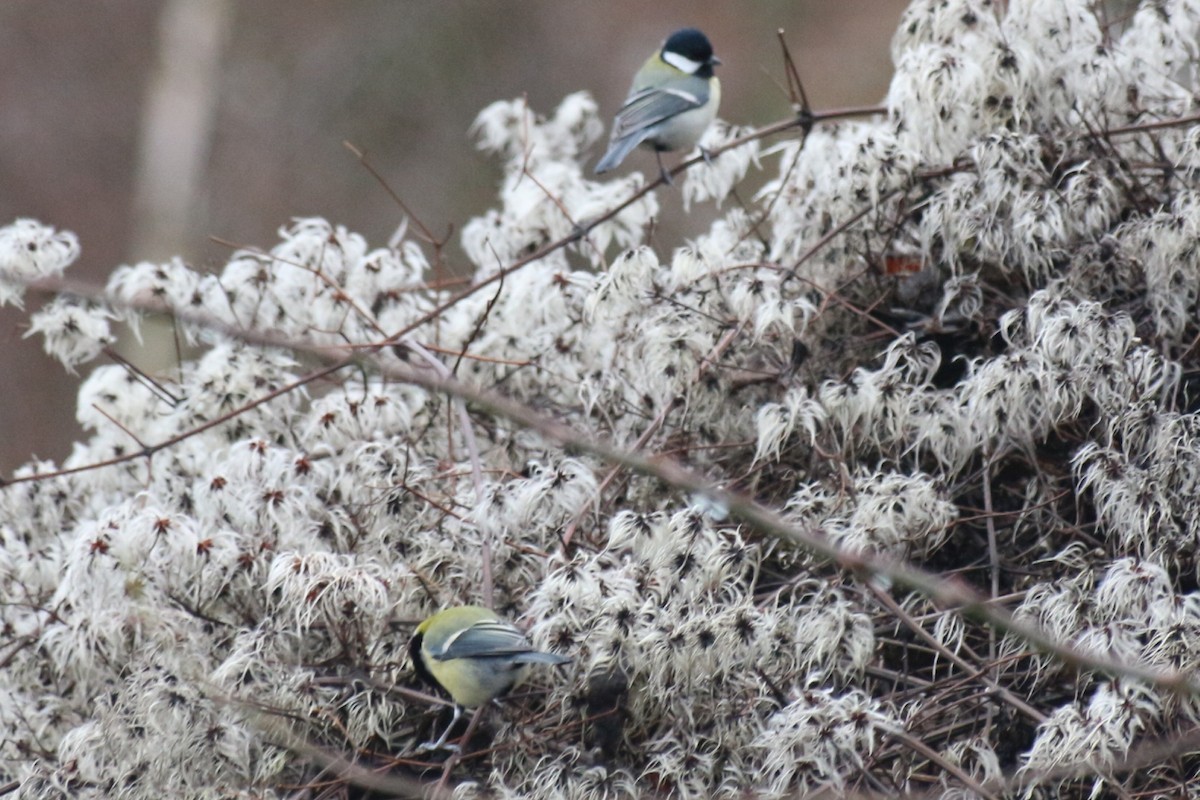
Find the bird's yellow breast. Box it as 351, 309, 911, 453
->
421, 648, 532, 708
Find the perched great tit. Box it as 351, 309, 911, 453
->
408, 605, 571, 750
595, 27, 722, 182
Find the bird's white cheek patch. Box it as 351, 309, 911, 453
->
663, 51, 704, 74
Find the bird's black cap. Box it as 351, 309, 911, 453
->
663, 28, 717, 66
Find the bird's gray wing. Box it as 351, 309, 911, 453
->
595, 81, 709, 173
608, 83, 706, 142
435, 618, 534, 660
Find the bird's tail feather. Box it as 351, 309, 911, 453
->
513, 651, 573, 665
595, 134, 644, 174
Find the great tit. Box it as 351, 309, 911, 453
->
595, 27, 722, 182
408, 605, 571, 750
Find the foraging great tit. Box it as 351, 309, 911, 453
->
595, 27, 722, 181
409, 605, 571, 750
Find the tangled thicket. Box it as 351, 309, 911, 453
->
6, 1, 1200, 797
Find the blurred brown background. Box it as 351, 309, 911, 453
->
0, 0, 908, 476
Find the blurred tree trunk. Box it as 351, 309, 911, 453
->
126, 0, 232, 368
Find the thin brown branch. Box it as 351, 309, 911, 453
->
888, 728, 1000, 800
869, 585, 1047, 725
343, 141, 443, 247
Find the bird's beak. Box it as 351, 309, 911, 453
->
709, 55, 722, 66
